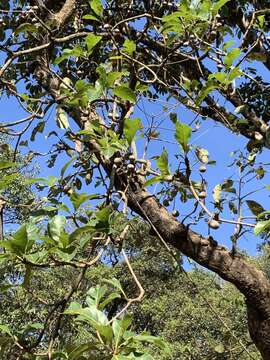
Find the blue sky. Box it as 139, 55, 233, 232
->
1, 9, 270, 261
1, 82, 269, 259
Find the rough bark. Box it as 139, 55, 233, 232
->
126, 188, 270, 359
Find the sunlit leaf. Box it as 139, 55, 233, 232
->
175, 121, 192, 152
123, 118, 142, 145
114, 86, 136, 103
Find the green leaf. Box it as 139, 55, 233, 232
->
99, 292, 121, 310
107, 72, 124, 87
196, 84, 218, 105
48, 215, 66, 242
0, 174, 18, 190
70, 192, 97, 211
174, 121, 192, 152
209, 72, 227, 84
123, 118, 142, 145
60, 157, 76, 178
65, 305, 108, 328
144, 176, 162, 187
89, 0, 103, 17
85, 34, 102, 55
56, 107, 69, 129
0, 324, 13, 337
254, 220, 270, 236
134, 332, 170, 352
157, 149, 170, 176
0, 161, 17, 171
14, 23, 38, 35
83, 14, 101, 22
103, 278, 125, 296
54, 46, 84, 65
246, 200, 265, 217
123, 39, 136, 55
68, 343, 99, 360
223, 40, 235, 51
257, 15, 265, 29
113, 317, 132, 349
86, 285, 107, 307
224, 48, 241, 68
5, 222, 38, 255
114, 86, 136, 103
228, 67, 242, 81
211, 0, 231, 14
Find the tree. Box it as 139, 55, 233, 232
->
1, 0, 270, 358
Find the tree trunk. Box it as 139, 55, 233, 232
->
127, 188, 270, 359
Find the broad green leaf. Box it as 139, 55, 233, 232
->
0, 161, 17, 171
174, 121, 192, 152
68, 343, 99, 360
85, 34, 102, 55
86, 285, 107, 307
103, 278, 125, 296
224, 48, 241, 68
123, 39, 136, 55
254, 220, 270, 236
5, 222, 38, 254
196, 84, 218, 105
54, 46, 85, 65
228, 67, 242, 81
68, 224, 94, 244
107, 72, 125, 87
209, 72, 227, 84
211, 0, 231, 14
113, 316, 132, 350
246, 200, 265, 217
114, 86, 136, 103
89, 0, 103, 17
65, 305, 108, 327
48, 215, 66, 242
70, 192, 97, 210
258, 211, 270, 219
99, 292, 121, 310
0, 174, 18, 190
157, 149, 170, 176
123, 118, 142, 145
135, 332, 170, 352
56, 107, 69, 129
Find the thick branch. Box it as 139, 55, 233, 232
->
53, 0, 76, 28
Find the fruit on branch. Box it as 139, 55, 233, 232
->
208, 219, 220, 230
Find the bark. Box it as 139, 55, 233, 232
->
126, 188, 270, 359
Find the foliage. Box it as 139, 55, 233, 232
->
0, 0, 270, 358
